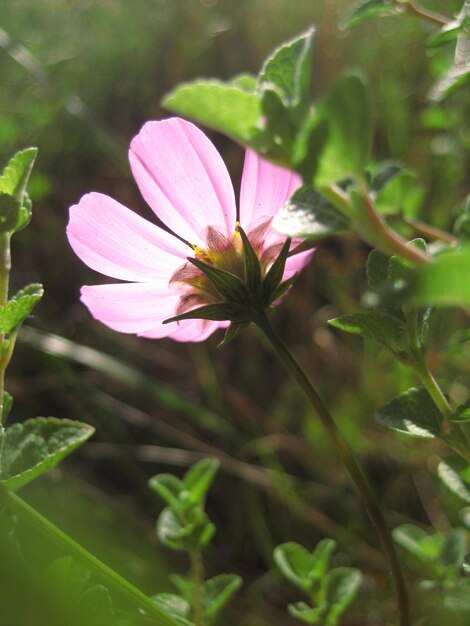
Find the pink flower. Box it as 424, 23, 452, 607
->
67, 117, 313, 342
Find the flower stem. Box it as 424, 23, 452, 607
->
1, 488, 179, 626
0, 232, 11, 426
191, 551, 204, 626
255, 313, 411, 626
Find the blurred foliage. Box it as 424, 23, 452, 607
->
1, 0, 470, 624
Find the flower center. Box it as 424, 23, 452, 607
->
170, 220, 284, 317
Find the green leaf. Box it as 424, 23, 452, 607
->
343, 0, 401, 28
274, 539, 336, 592
0, 283, 44, 333
79, 585, 115, 626
202, 573, 243, 619
259, 28, 314, 108
328, 311, 407, 354
149, 473, 186, 512
0, 194, 21, 233
0, 417, 94, 490
272, 185, 350, 238
183, 458, 219, 506
393, 524, 442, 562
375, 387, 442, 438
437, 458, 470, 504
454, 195, 470, 241
163, 80, 261, 145
449, 398, 470, 423
429, 65, 470, 101
313, 74, 372, 186
0, 148, 37, 204
46, 556, 91, 598
324, 567, 362, 626
375, 170, 425, 218
2, 391, 13, 422
439, 529, 467, 569
288, 602, 326, 624
366, 249, 390, 289
152, 593, 192, 626
405, 247, 470, 307
156, 507, 215, 552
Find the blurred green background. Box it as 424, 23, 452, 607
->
1, 1, 469, 624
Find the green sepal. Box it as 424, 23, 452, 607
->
343, 0, 402, 28
437, 457, 470, 504
218, 322, 250, 348
273, 185, 350, 239
237, 226, 262, 294
188, 257, 248, 303
156, 506, 215, 552
0, 283, 44, 334
274, 539, 336, 592
162, 80, 261, 145
375, 387, 443, 438
0, 148, 37, 205
262, 237, 291, 304
163, 303, 242, 325
0, 417, 95, 490
151, 593, 192, 626
259, 28, 314, 111
328, 311, 407, 356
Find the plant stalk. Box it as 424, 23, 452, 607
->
405, 0, 450, 26
0, 232, 11, 425
255, 313, 411, 626
191, 551, 204, 626
1, 488, 180, 626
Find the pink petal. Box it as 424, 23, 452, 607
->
283, 249, 315, 280
67, 192, 188, 282
129, 118, 236, 246
80, 282, 180, 334
140, 319, 228, 342
239, 150, 301, 227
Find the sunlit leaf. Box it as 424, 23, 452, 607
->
273, 185, 350, 238
344, 0, 402, 28
202, 574, 243, 619
329, 311, 407, 355
438, 457, 470, 503
376, 387, 442, 438
393, 524, 442, 562
0, 283, 44, 333
163, 80, 261, 145
325, 567, 362, 625
0, 148, 37, 204
0, 417, 94, 490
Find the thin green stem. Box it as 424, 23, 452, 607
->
1, 488, 179, 626
255, 313, 411, 626
358, 185, 429, 265
405, 309, 470, 459
405, 0, 450, 26
0, 232, 11, 425
191, 551, 204, 626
